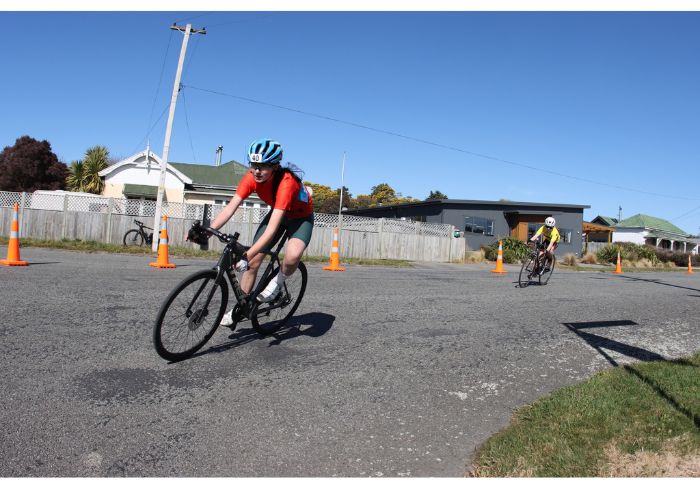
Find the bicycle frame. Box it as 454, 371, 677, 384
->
202, 226, 290, 321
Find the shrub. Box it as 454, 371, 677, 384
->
561, 253, 577, 266
484, 237, 531, 264
596, 242, 659, 265
580, 252, 598, 264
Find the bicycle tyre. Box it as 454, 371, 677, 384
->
540, 255, 556, 285
123, 229, 144, 247
518, 255, 535, 288
153, 269, 228, 361
251, 261, 307, 336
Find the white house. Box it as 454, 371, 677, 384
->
611, 213, 698, 254
98, 147, 268, 209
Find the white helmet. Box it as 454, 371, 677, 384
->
545, 217, 556, 228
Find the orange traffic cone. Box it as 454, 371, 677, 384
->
612, 251, 623, 274
490, 240, 506, 274
688, 255, 694, 274
1, 203, 28, 266
323, 227, 346, 271
149, 215, 176, 268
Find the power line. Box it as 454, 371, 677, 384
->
182, 84, 700, 202
180, 88, 198, 164
132, 102, 170, 155
137, 30, 175, 155
205, 13, 277, 29
172, 12, 213, 24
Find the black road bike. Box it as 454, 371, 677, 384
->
123, 220, 154, 247
518, 238, 556, 288
153, 224, 307, 361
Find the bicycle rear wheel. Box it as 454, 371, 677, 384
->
251, 261, 307, 336
153, 269, 228, 361
123, 229, 144, 247
540, 255, 556, 285
518, 255, 536, 288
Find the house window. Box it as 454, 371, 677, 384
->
559, 228, 572, 244
214, 199, 229, 206
464, 216, 494, 236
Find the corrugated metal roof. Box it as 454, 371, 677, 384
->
616, 214, 689, 237
170, 160, 248, 187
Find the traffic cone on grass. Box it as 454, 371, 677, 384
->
612, 251, 623, 274
1, 203, 28, 266
323, 228, 346, 272
149, 215, 176, 268
490, 240, 506, 274
688, 255, 694, 274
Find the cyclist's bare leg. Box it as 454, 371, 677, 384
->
281, 238, 307, 276
240, 253, 265, 294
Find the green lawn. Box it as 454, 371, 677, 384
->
471, 351, 700, 477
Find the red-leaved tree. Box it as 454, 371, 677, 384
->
0, 136, 69, 192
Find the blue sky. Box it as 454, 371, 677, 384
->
2, 9, 700, 233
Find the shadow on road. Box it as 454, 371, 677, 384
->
563, 320, 699, 430
191, 312, 336, 359
613, 274, 700, 293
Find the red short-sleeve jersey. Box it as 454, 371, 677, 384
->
235, 170, 313, 219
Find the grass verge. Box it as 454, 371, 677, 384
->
470, 350, 700, 477
0, 237, 413, 267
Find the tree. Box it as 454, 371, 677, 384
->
0, 136, 68, 191
66, 160, 85, 192
426, 190, 448, 200
66, 145, 110, 194
304, 181, 339, 214
370, 183, 397, 205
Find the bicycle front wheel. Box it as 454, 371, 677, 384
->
153, 269, 228, 361
518, 256, 535, 288
251, 262, 307, 336
540, 255, 556, 285
123, 229, 144, 247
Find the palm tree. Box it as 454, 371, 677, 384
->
81, 146, 109, 194
66, 160, 86, 192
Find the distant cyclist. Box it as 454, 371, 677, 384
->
529, 216, 560, 273
198, 138, 314, 326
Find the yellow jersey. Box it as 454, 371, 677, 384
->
533, 225, 561, 243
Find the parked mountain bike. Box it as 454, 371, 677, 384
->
153, 222, 307, 361
518, 238, 556, 287
123, 220, 153, 247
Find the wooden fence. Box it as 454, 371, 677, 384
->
0, 195, 465, 263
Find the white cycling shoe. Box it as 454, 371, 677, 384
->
220, 309, 235, 326
257, 279, 282, 303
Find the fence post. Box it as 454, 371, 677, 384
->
413, 221, 421, 261
19, 192, 28, 238
61, 193, 69, 239
105, 198, 114, 244
378, 218, 384, 260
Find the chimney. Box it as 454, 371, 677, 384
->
215, 145, 223, 166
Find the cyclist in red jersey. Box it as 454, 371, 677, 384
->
209, 139, 314, 326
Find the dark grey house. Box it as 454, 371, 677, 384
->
344, 199, 590, 256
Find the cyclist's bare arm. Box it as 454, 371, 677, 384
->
210, 195, 244, 230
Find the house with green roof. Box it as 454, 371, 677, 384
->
98, 147, 268, 209
612, 213, 697, 254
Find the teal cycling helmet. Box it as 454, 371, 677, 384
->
247, 138, 283, 165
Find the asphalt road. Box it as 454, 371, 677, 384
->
1, 248, 698, 477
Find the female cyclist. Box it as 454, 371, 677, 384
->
205, 138, 314, 326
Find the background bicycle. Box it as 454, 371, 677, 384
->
152, 222, 307, 361
123, 220, 153, 247
518, 238, 556, 287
